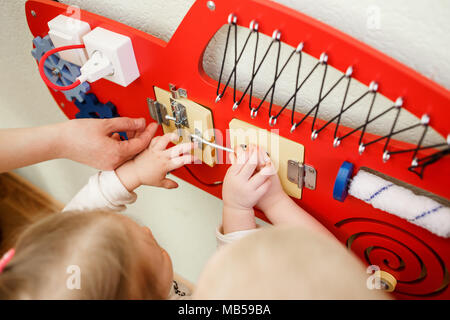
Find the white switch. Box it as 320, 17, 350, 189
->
82, 27, 140, 87
48, 14, 91, 66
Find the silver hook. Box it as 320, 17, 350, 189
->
272, 29, 281, 41
358, 144, 365, 155
269, 116, 277, 127
333, 137, 341, 148
228, 13, 237, 24
319, 52, 328, 65
250, 108, 258, 119
249, 20, 259, 32
290, 123, 297, 133
382, 150, 390, 162
345, 66, 353, 78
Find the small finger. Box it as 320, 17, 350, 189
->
165, 142, 194, 158
115, 123, 158, 165
255, 179, 272, 198
249, 169, 272, 189
230, 145, 249, 174
149, 135, 160, 147
160, 178, 179, 189
153, 132, 179, 151
239, 146, 259, 179
168, 154, 196, 171
257, 147, 270, 167
259, 161, 277, 176
111, 133, 121, 141
228, 151, 237, 165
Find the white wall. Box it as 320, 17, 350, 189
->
0, 0, 448, 283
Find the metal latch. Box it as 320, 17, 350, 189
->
147, 98, 169, 125
287, 160, 316, 190
169, 84, 187, 99
147, 97, 189, 130
170, 98, 189, 128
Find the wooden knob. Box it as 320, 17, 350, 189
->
376, 270, 397, 292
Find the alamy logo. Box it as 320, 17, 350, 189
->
65, 5, 81, 29
66, 265, 81, 290
366, 5, 381, 30
366, 265, 383, 290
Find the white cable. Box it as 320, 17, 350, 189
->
190, 134, 234, 153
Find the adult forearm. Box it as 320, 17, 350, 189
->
0, 123, 64, 172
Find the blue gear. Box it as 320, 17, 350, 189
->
75, 93, 128, 140
31, 35, 90, 103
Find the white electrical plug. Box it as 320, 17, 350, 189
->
46, 17, 140, 87
82, 27, 140, 87
77, 51, 114, 84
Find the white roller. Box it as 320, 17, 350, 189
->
348, 170, 450, 238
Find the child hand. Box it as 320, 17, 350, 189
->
223, 145, 274, 213
116, 132, 195, 191
254, 152, 287, 214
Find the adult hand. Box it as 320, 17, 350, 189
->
60, 118, 158, 170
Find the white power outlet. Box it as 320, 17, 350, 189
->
47, 14, 91, 66
82, 27, 140, 87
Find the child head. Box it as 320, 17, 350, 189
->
194, 226, 390, 299
0, 210, 173, 299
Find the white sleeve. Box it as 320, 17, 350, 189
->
63, 170, 137, 212
215, 224, 260, 248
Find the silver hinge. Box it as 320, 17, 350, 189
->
147, 98, 169, 125
169, 84, 187, 99
287, 160, 316, 190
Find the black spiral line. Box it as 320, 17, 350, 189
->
214, 16, 449, 177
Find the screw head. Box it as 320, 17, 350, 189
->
52, 68, 61, 76
178, 88, 187, 98
31, 10, 36, 17
207, 1, 215, 11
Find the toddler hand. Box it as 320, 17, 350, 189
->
116, 132, 195, 191
223, 145, 275, 213
255, 152, 287, 214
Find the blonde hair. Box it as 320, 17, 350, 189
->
194, 226, 390, 300
0, 210, 163, 300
